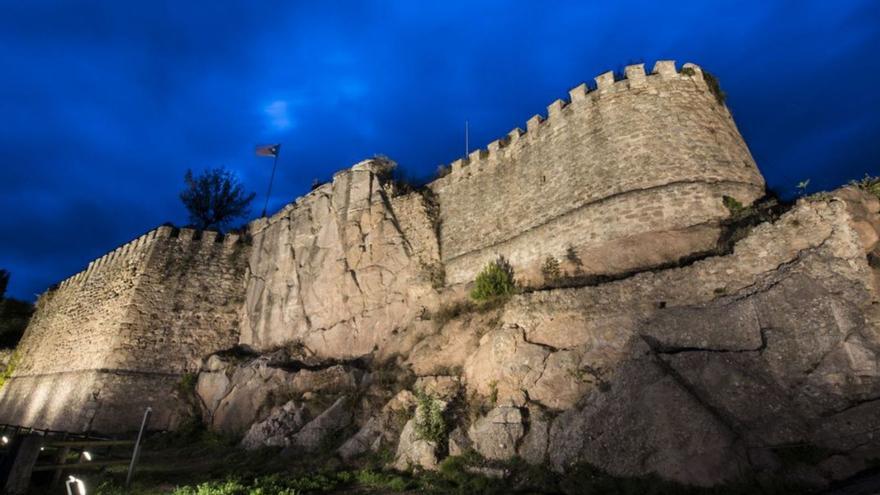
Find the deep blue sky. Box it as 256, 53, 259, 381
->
1, 1, 878, 300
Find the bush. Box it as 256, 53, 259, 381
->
413, 391, 446, 444
470, 257, 516, 302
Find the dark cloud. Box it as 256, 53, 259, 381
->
1, 0, 878, 300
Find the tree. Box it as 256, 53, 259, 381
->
180, 167, 255, 230
0, 269, 8, 300
0, 270, 33, 349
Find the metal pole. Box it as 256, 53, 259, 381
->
465, 120, 469, 156
125, 407, 151, 487
261, 152, 280, 218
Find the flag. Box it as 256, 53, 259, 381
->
255, 143, 281, 157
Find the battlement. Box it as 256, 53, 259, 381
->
55, 225, 244, 291
433, 61, 713, 184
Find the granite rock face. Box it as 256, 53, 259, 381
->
238, 160, 440, 359
191, 188, 880, 488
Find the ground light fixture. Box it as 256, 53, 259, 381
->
66, 476, 86, 495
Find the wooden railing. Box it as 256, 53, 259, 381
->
0, 408, 151, 494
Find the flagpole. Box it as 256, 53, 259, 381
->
261, 152, 279, 218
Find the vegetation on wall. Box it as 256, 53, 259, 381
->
470, 257, 516, 302
540, 256, 561, 283
681, 66, 726, 105
0, 350, 20, 389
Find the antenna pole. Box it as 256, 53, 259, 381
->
465, 120, 469, 157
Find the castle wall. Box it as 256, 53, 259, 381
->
429, 62, 765, 283
0, 227, 248, 432
0, 60, 774, 433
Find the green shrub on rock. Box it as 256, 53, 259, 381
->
470, 257, 516, 302
414, 391, 446, 444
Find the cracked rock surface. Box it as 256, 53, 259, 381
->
239, 159, 439, 358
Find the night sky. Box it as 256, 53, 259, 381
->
1, 1, 878, 301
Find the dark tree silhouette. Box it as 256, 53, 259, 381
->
0, 269, 8, 300
180, 167, 255, 230
0, 270, 33, 348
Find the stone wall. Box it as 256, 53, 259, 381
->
0, 226, 248, 432
429, 61, 765, 284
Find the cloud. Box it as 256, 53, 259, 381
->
264, 100, 294, 131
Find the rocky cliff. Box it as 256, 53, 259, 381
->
194, 181, 880, 488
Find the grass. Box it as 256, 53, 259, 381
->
42, 427, 818, 495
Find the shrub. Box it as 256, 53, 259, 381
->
413, 390, 446, 444
853, 174, 880, 200
540, 256, 561, 282
470, 257, 516, 302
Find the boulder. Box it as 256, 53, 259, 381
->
240, 401, 310, 450
338, 390, 415, 460
467, 406, 525, 461
285, 396, 353, 452
393, 418, 439, 471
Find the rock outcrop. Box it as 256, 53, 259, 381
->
238, 159, 440, 359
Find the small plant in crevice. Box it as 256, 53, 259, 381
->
470, 256, 516, 302
540, 255, 561, 283
680, 66, 726, 105
795, 179, 811, 197
722, 195, 744, 216
413, 390, 447, 444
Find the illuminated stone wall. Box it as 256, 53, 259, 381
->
0, 227, 247, 432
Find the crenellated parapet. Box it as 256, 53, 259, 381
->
432, 61, 718, 185
54, 225, 244, 292
428, 60, 765, 284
